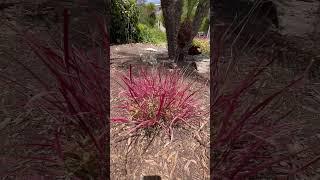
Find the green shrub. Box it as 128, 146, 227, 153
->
111, 0, 140, 44
137, 23, 166, 44
199, 17, 209, 32
192, 38, 209, 55
181, 0, 198, 21
138, 3, 157, 27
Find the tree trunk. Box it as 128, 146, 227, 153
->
175, 0, 209, 63
191, 0, 209, 40
161, 0, 183, 59
175, 20, 192, 63
161, 0, 209, 61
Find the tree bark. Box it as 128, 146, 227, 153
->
161, 0, 209, 61
175, 0, 209, 63
161, 0, 183, 59
191, 0, 209, 40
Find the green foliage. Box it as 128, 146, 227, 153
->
181, 0, 199, 22
199, 17, 209, 32
192, 38, 209, 55
138, 3, 157, 27
181, 0, 209, 31
137, 23, 166, 44
111, 0, 140, 44
158, 13, 164, 24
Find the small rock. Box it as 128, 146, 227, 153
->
145, 48, 157, 52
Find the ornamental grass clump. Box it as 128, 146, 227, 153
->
210, 38, 319, 178
113, 66, 205, 139
1, 9, 110, 179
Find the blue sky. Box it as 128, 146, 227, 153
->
145, 0, 160, 4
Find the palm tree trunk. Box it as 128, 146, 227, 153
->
161, 0, 183, 59
175, 0, 209, 63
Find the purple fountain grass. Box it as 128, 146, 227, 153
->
112, 65, 206, 140
1, 9, 110, 179
210, 48, 319, 178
